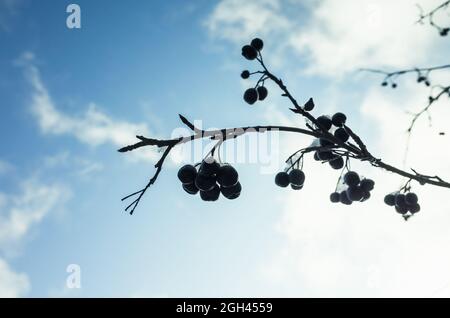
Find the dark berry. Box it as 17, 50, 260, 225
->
384, 194, 395, 206
405, 192, 418, 205
313, 151, 320, 161
395, 194, 407, 208
275, 172, 290, 187
317, 150, 335, 161
391, 83, 397, 89
304, 98, 314, 111
241, 45, 257, 60
340, 191, 353, 205
409, 203, 420, 214
177, 164, 197, 184
195, 173, 216, 192
217, 165, 239, 187
289, 169, 305, 186
329, 157, 344, 170
257, 86, 268, 100
320, 138, 335, 147
395, 204, 408, 214
244, 88, 258, 105
316, 115, 332, 131
250, 38, 264, 51
360, 179, 375, 192
221, 182, 242, 199
346, 186, 364, 202
241, 70, 250, 79
291, 184, 303, 190
344, 171, 360, 186
334, 128, 349, 143
182, 182, 199, 195
332, 112, 347, 127
361, 191, 371, 202
200, 185, 220, 202
330, 192, 340, 203
199, 158, 220, 176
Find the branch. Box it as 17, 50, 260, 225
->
407, 85, 450, 133
120, 40, 450, 214
416, 0, 450, 35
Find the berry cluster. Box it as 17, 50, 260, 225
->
178, 158, 241, 201
330, 171, 374, 205
274, 169, 305, 190
313, 113, 349, 170
241, 38, 268, 105
384, 191, 420, 217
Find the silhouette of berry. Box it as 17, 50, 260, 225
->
384, 194, 395, 206
440, 28, 449, 36
195, 173, 216, 192
395, 194, 407, 208
251, 38, 264, 51
344, 171, 360, 186
332, 112, 347, 127
257, 86, 268, 100
221, 182, 241, 199
200, 158, 220, 176
275, 172, 290, 187
320, 138, 334, 147
241, 70, 250, 79
244, 88, 258, 104
241, 45, 257, 60
317, 115, 332, 131
395, 204, 408, 214
317, 150, 335, 161
304, 98, 315, 111
217, 165, 239, 187
409, 203, 421, 214
334, 128, 349, 143
183, 182, 199, 195
361, 191, 371, 202
340, 191, 352, 205
291, 184, 303, 190
200, 185, 220, 202
314, 152, 321, 161
346, 186, 364, 201
330, 192, 340, 203
329, 156, 344, 170
289, 169, 305, 186
391, 83, 397, 89
360, 179, 375, 192
381, 81, 388, 86
405, 192, 418, 205
177, 164, 197, 184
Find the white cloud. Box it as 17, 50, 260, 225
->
205, 0, 445, 76
0, 179, 71, 250
22, 54, 159, 163
258, 75, 450, 297
289, 0, 443, 75
0, 258, 29, 297
0, 179, 70, 297
205, 0, 450, 296
204, 0, 290, 44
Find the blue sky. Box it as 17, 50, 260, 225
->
1, 0, 450, 297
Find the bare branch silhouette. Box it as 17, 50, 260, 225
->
120, 40, 450, 216
416, 0, 450, 36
